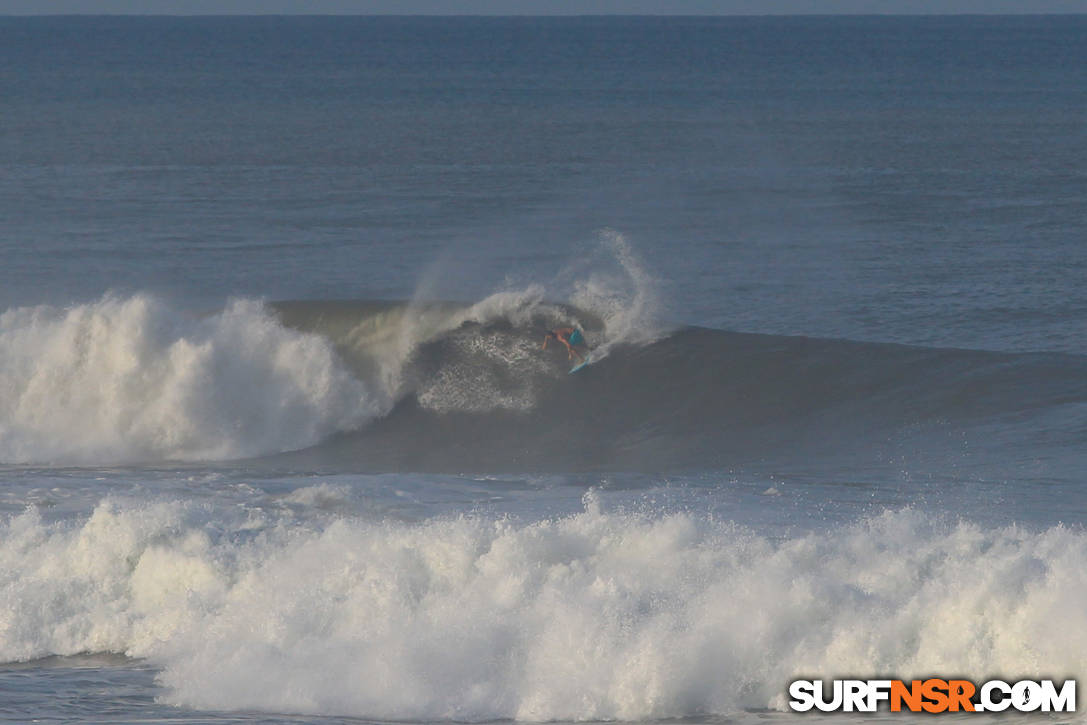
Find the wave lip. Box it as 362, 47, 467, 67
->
1, 499, 1084, 720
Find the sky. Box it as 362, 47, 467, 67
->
2, 0, 1086, 14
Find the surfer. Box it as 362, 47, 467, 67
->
542, 327, 586, 364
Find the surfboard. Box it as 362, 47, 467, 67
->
569, 355, 592, 374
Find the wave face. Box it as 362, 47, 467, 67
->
2, 287, 1086, 472
1, 498, 1083, 720
0, 295, 373, 464
271, 304, 1087, 474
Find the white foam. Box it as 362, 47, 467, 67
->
416, 332, 553, 413
0, 295, 375, 464
288, 233, 666, 416
344, 231, 667, 385
1, 500, 1083, 720
326, 286, 563, 407
280, 483, 352, 509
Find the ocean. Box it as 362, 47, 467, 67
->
1, 14, 1086, 724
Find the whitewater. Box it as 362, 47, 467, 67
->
4, 497, 1085, 720
0, 232, 666, 467
2, 248, 1084, 721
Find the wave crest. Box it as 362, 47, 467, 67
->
0, 295, 373, 463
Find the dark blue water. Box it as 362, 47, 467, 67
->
1, 15, 1085, 724
3, 16, 1086, 350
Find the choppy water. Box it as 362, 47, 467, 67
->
1, 15, 1085, 724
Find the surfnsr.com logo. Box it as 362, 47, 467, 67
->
788, 679, 1076, 713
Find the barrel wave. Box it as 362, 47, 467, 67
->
278, 300, 1087, 476
2, 291, 1086, 479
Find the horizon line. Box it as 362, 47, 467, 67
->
4, 11, 1086, 16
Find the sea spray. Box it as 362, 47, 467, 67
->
0, 253, 661, 465
569, 229, 669, 357
277, 236, 669, 416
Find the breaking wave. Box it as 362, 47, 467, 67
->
0, 497, 1083, 720
0, 232, 668, 466
0, 295, 373, 464
1, 230, 1084, 473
